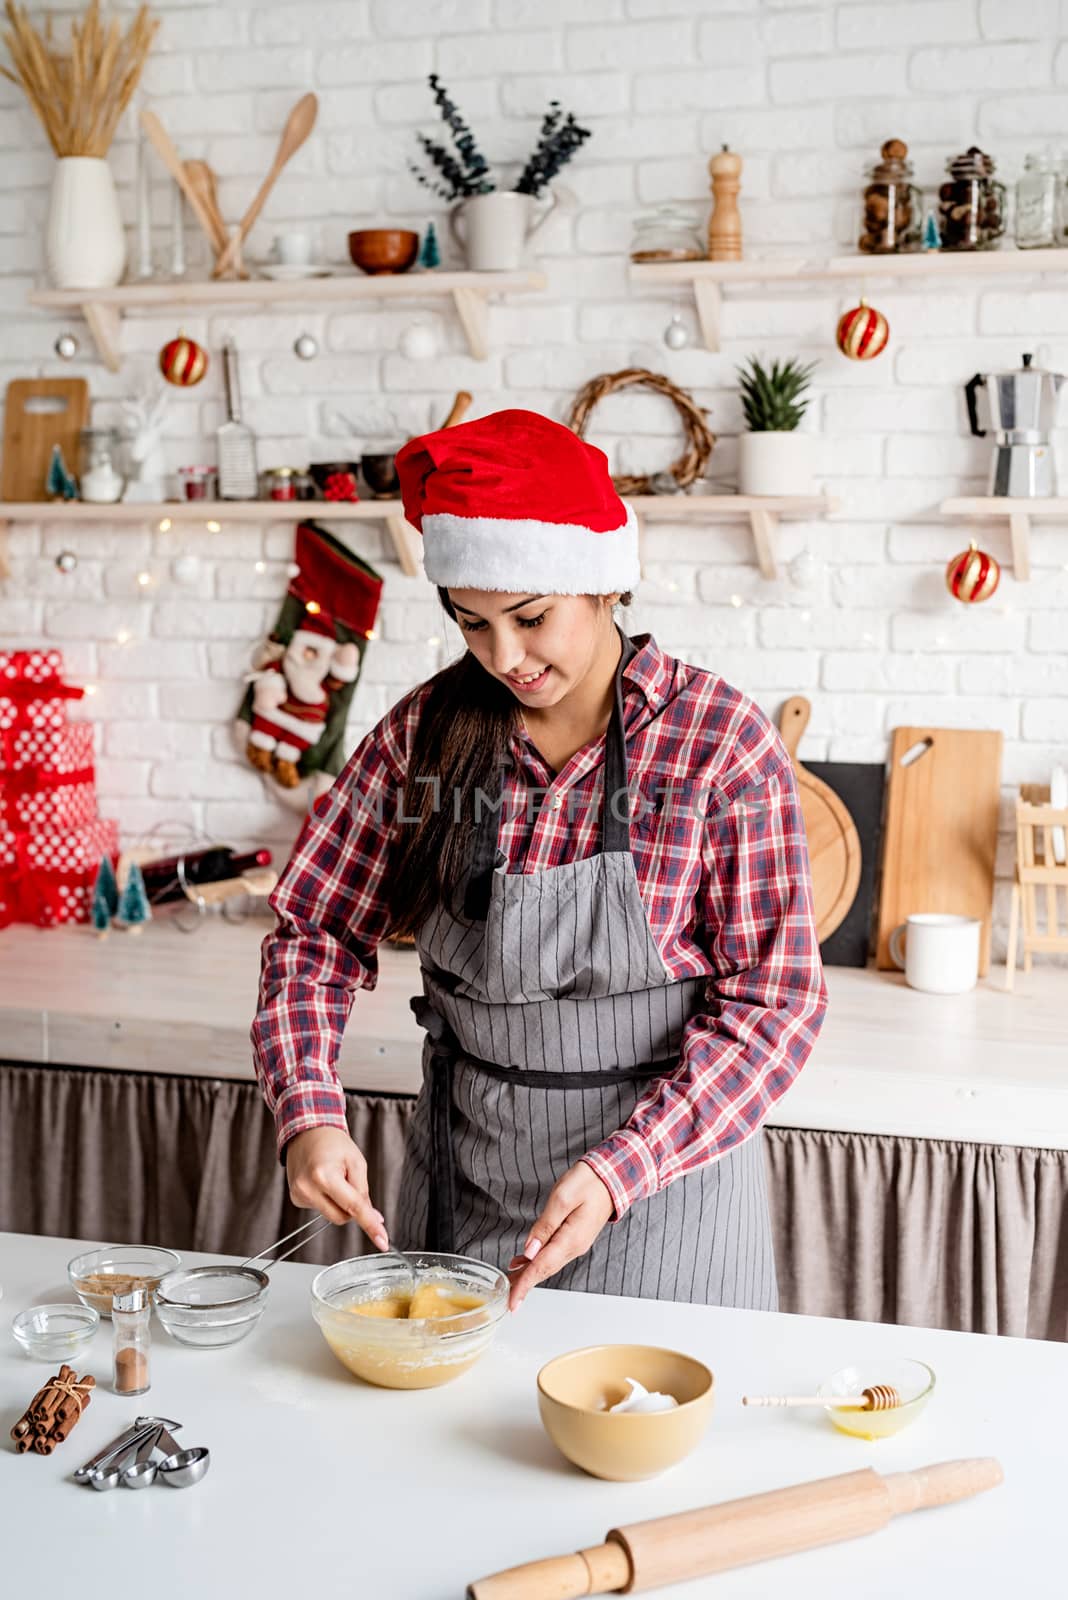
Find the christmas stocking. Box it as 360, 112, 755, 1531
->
237, 521, 383, 790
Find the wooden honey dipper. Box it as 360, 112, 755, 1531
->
743, 1384, 901, 1410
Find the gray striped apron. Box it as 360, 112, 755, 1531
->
395, 630, 777, 1308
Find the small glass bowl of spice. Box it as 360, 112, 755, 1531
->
68, 1244, 181, 1319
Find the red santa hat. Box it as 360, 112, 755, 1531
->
394, 408, 640, 594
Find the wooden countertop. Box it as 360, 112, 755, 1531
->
3, 1228, 1063, 1597
1, 920, 1066, 1150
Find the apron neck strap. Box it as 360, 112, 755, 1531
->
463, 624, 637, 918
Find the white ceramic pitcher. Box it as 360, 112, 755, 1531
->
449, 189, 558, 271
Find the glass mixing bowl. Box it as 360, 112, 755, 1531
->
12, 1302, 100, 1361
154, 1265, 269, 1349
68, 1244, 181, 1318
818, 1358, 936, 1439
311, 1251, 508, 1390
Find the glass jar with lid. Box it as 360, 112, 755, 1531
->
1015, 154, 1059, 249
629, 203, 705, 264
938, 146, 1006, 251
78, 427, 124, 503
858, 138, 922, 254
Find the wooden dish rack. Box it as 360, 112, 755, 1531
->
1005, 784, 1068, 988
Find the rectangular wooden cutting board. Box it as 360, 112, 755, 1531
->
1, 378, 89, 502
876, 727, 1003, 976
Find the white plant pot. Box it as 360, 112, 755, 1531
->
737, 431, 815, 497
45, 157, 127, 290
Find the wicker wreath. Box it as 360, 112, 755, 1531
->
565, 368, 715, 495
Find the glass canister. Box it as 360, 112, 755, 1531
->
78, 427, 125, 503
858, 138, 922, 254
938, 146, 1006, 251
629, 202, 705, 263
1015, 154, 1059, 249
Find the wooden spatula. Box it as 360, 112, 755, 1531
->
212, 92, 319, 278
182, 160, 228, 256
139, 110, 226, 261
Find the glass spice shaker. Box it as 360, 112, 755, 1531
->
938, 146, 1006, 251
1015, 153, 1058, 249
858, 138, 922, 254
112, 1288, 151, 1397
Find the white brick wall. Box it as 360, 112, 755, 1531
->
1, 0, 1066, 962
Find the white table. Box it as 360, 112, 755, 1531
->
1, 1232, 1060, 1595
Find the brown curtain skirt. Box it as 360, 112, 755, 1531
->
3, 1063, 1066, 1340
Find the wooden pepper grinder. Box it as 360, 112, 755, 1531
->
707, 144, 743, 260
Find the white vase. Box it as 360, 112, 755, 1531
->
449, 190, 559, 270
737, 431, 815, 496
45, 157, 127, 290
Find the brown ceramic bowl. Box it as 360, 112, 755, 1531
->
360, 451, 400, 498
347, 229, 419, 275
537, 1344, 715, 1481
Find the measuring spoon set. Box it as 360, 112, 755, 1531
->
73, 1415, 210, 1491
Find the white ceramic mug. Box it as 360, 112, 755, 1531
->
888, 913, 981, 994
448, 190, 558, 271
272, 232, 312, 266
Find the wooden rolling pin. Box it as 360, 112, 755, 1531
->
466, 1457, 1002, 1598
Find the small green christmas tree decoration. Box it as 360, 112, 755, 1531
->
922, 208, 941, 251
91, 855, 119, 936
46, 443, 78, 501
418, 220, 441, 270
116, 861, 151, 934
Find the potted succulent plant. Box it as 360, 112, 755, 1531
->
409, 75, 591, 271
736, 356, 817, 496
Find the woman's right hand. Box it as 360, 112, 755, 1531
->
285, 1127, 389, 1250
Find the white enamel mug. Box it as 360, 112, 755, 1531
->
888, 913, 981, 994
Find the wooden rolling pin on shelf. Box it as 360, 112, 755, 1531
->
466, 1457, 1003, 1598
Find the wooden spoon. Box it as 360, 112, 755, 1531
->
182, 160, 227, 256
440, 390, 473, 428
139, 110, 225, 258
212, 92, 319, 278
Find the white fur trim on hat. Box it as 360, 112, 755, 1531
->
421, 503, 641, 594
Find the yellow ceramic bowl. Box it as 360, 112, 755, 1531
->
817, 1358, 936, 1439
310, 1252, 508, 1390
537, 1344, 714, 1481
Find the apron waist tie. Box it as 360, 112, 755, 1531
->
410, 993, 677, 1254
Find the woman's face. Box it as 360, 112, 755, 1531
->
446, 589, 619, 708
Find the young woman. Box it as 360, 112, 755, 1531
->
251, 409, 828, 1311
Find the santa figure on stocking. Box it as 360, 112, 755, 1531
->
247, 608, 359, 788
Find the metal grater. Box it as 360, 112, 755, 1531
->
217, 337, 258, 500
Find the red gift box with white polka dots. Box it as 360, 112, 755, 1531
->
0, 817, 119, 927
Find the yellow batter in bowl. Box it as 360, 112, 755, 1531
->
310, 1253, 508, 1390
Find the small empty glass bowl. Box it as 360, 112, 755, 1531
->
311, 1252, 508, 1389
154, 1265, 269, 1348
13, 1302, 100, 1361
68, 1244, 181, 1319
818, 1358, 936, 1439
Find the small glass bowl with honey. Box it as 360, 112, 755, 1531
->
68, 1244, 181, 1319
310, 1251, 508, 1390
818, 1358, 936, 1439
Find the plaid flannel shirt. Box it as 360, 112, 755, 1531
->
251, 632, 829, 1219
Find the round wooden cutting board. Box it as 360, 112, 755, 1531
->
778, 696, 861, 943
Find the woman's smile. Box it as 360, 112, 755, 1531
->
505, 665, 552, 692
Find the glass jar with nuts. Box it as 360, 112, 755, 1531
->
858, 138, 922, 254
938, 146, 1006, 251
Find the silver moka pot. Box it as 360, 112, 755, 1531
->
965, 352, 1065, 497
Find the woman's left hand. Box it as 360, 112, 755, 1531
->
507, 1162, 614, 1311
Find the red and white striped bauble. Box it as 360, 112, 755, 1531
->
836, 299, 889, 360
159, 333, 208, 387
946, 540, 1000, 603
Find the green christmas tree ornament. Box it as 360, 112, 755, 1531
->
46, 443, 78, 501
419, 220, 441, 270
91, 855, 119, 936
117, 861, 151, 933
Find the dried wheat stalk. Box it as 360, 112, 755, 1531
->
1, 0, 158, 158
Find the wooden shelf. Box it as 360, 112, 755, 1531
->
0, 497, 422, 577
940, 495, 1068, 583
629, 493, 836, 579
28, 269, 548, 370
0, 492, 836, 585
631, 248, 1068, 351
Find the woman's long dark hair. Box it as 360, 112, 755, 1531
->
386, 587, 631, 937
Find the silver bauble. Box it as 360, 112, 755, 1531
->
293, 332, 319, 360
55, 332, 79, 360
663, 314, 689, 350
399, 321, 438, 361
54, 549, 78, 573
